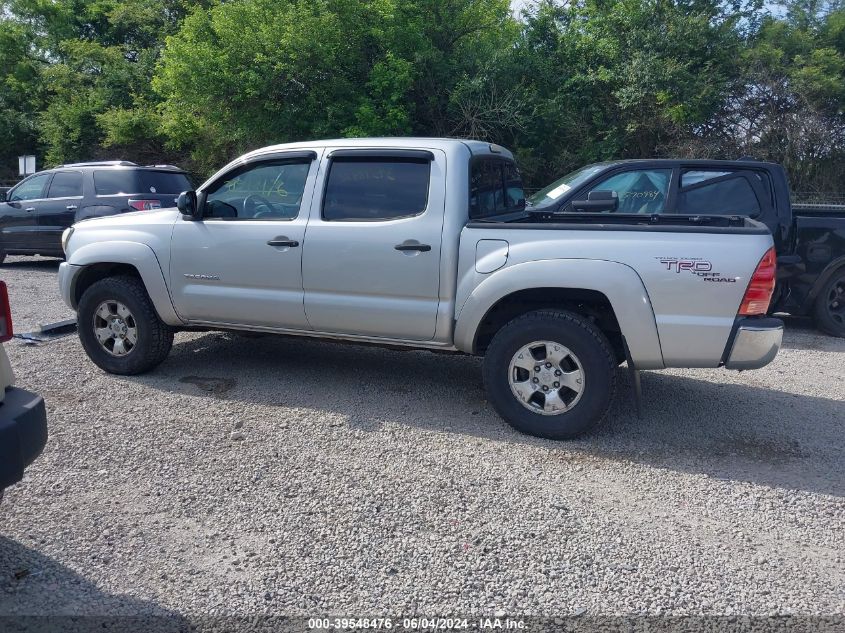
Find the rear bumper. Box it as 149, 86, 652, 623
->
0, 387, 48, 491
724, 317, 783, 370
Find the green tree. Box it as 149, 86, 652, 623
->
0, 0, 210, 169
0, 17, 44, 180
153, 0, 517, 173
701, 4, 845, 190
498, 0, 757, 186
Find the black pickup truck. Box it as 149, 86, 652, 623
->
528, 158, 845, 337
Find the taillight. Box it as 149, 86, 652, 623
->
738, 247, 777, 316
0, 281, 12, 343
128, 199, 162, 211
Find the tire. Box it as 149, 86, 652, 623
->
77, 275, 173, 375
482, 309, 616, 440
813, 268, 845, 338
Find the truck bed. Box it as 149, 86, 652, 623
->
792, 203, 845, 218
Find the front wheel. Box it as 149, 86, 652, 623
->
814, 268, 845, 338
482, 309, 616, 440
77, 275, 173, 374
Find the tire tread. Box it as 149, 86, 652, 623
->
483, 309, 616, 439
813, 269, 845, 338
78, 275, 173, 374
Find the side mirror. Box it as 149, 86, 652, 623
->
177, 190, 200, 220
0, 190, 7, 203
572, 190, 618, 213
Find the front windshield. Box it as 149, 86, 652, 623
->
528, 163, 614, 205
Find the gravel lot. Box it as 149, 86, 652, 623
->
0, 255, 843, 621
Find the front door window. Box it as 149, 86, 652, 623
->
204, 161, 311, 220
582, 169, 672, 214
9, 174, 50, 202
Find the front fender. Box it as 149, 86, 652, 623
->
454, 259, 665, 369
64, 241, 183, 326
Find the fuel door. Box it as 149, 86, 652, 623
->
475, 239, 509, 274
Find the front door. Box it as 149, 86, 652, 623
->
169, 152, 320, 329
0, 173, 52, 253
302, 149, 446, 340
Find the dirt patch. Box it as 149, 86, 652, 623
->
178, 375, 236, 396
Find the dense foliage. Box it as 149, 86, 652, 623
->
2, 0, 844, 191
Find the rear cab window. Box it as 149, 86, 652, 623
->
322, 156, 431, 221
94, 170, 192, 195
470, 158, 525, 219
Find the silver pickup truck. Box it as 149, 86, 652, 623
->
58, 138, 783, 439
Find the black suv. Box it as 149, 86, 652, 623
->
0, 161, 192, 262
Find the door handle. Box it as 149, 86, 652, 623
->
25, 207, 35, 212
267, 239, 299, 247
66, 205, 78, 211
394, 243, 431, 252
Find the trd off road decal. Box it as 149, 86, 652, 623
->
656, 257, 738, 283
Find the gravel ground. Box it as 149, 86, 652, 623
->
0, 255, 843, 621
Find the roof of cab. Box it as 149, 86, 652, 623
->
243, 137, 512, 160
594, 158, 782, 169
199, 138, 515, 191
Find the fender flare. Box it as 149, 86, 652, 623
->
66, 241, 183, 326
453, 259, 665, 369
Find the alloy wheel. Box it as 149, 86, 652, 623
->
508, 340, 584, 415
92, 300, 138, 356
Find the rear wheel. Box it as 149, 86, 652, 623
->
482, 309, 616, 440
77, 275, 173, 374
813, 268, 845, 338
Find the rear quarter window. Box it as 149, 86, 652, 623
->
470, 158, 525, 219
94, 170, 191, 195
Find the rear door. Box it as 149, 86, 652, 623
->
302, 148, 446, 340
37, 170, 84, 252
0, 173, 52, 252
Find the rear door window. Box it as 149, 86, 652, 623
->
323, 158, 431, 221
94, 170, 191, 195
677, 170, 763, 217
470, 158, 525, 219
47, 171, 83, 198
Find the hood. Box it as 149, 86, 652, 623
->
76, 207, 181, 229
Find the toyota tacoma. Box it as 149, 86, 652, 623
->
58, 139, 782, 439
